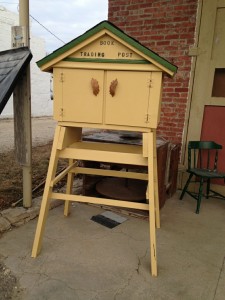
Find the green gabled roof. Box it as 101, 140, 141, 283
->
37, 20, 177, 75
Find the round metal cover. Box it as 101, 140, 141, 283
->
96, 177, 147, 202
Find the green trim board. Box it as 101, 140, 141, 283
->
37, 20, 177, 75
63, 58, 151, 64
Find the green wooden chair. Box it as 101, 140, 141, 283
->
180, 141, 225, 213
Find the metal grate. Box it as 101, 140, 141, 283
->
91, 211, 127, 229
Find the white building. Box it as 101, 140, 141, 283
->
0, 5, 52, 118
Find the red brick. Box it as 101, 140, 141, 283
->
156, 41, 171, 46
175, 88, 188, 93
108, 0, 198, 143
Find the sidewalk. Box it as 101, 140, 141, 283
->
0, 193, 225, 299
0, 117, 225, 299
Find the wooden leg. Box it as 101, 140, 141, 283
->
31, 126, 61, 257
180, 173, 193, 200
152, 129, 160, 229
196, 177, 204, 214
64, 159, 75, 216
147, 131, 157, 276
206, 178, 210, 199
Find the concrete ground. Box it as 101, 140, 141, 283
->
0, 193, 224, 299
0, 117, 225, 299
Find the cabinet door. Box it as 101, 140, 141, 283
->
60, 69, 104, 124
105, 71, 151, 127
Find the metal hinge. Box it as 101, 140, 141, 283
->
60, 72, 64, 82
60, 108, 64, 117
147, 78, 153, 88
145, 114, 150, 123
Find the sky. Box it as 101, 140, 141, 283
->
1, 0, 108, 53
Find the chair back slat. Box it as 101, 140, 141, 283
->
214, 150, 219, 171
188, 141, 222, 171
199, 149, 202, 169
194, 149, 196, 168
207, 149, 210, 170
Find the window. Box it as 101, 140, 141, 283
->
212, 68, 225, 97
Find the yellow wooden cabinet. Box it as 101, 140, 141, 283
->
54, 68, 162, 129
32, 21, 177, 277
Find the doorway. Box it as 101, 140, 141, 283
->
185, 0, 225, 194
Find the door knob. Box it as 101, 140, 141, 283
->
109, 79, 118, 97
91, 78, 100, 96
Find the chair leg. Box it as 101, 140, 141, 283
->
180, 173, 193, 200
196, 177, 204, 214
206, 178, 210, 199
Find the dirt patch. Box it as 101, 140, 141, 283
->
0, 260, 23, 299
0, 142, 67, 211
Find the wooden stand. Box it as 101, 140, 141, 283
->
31, 125, 160, 276
32, 21, 177, 278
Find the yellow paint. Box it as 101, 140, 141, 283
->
55, 61, 161, 72
70, 34, 143, 61
54, 68, 104, 124
53, 67, 162, 129
31, 24, 175, 277
40, 28, 174, 75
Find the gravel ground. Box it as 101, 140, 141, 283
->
0, 117, 56, 153
0, 260, 23, 299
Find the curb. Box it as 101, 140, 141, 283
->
0, 197, 62, 234
0, 178, 83, 235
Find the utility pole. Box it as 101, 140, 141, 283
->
13, 0, 32, 207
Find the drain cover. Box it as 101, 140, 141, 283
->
91, 211, 127, 229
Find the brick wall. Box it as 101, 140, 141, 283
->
108, 0, 198, 144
